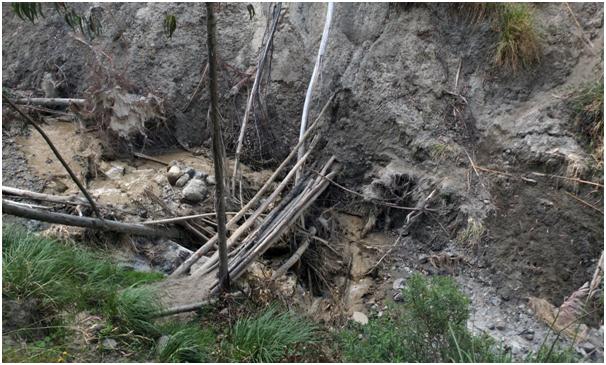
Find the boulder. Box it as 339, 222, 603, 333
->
182, 178, 208, 203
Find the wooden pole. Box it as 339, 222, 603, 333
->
2, 199, 182, 239
2, 93, 103, 218
206, 2, 230, 292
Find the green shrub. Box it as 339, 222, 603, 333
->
157, 323, 216, 362
340, 274, 481, 362
2, 225, 163, 312
223, 306, 318, 362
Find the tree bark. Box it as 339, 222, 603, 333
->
2, 199, 182, 239
206, 2, 230, 292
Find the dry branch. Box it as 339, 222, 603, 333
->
191, 139, 321, 277
133, 152, 169, 166
14, 97, 85, 107
271, 227, 316, 281
2, 186, 89, 206
232, 2, 282, 193
2, 199, 181, 239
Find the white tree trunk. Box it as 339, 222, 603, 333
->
296, 2, 335, 181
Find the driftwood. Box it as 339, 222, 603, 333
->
190, 139, 321, 277
170, 102, 331, 277
296, 2, 335, 181
2, 186, 90, 206
209, 159, 338, 294
232, 2, 283, 194
2, 94, 102, 218
14, 97, 86, 107
133, 152, 169, 166
271, 227, 316, 280
2, 199, 182, 239
144, 189, 212, 242
182, 63, 209, 112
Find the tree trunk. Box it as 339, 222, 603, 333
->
206, 2, 230, 292
296, 2, 335, 182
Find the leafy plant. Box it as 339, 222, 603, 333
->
164, 14, 177, 38
10, 2, 102, 39
223, 305, 318, 362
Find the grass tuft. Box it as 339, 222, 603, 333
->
457, 3, 541, 72
494, 3, 541, 71
570, 81, 604, 165
456, 217, 485, 247
224, 305, 318, 362
157, 323, 216, 362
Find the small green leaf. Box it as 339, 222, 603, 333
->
164, 14, 177, 38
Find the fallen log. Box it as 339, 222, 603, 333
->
2, 186, 89, 206
14, 97, 86, 107
2, 199, 182, 239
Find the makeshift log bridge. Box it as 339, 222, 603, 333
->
153, 156, 339, 315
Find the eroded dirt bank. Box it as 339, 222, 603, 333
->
2, 1, 604, 361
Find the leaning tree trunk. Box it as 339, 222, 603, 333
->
206, 2, 230, 292
296, 2, 334, 182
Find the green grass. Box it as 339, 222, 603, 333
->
222, 305, 319, 362
570, 81, 604, 164
494, 3, 541, 71
2, 225, 164, 312
457, 3, 541, 72
156, 323, 217, 362
2, 225, 166, 360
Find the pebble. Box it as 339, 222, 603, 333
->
167, 165, 182, 185
495, 320, 506, 330
105, 166, 125, 180
182, 178, 208, 203
352, 311, 369, 325
175, 173, 191, 187
418, 254, 429, 264
393, 291, 404, 302
392, 278, 406, 291
206, 175, 216, 185
156, 335, 170, 353
102, 338, 118, 350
